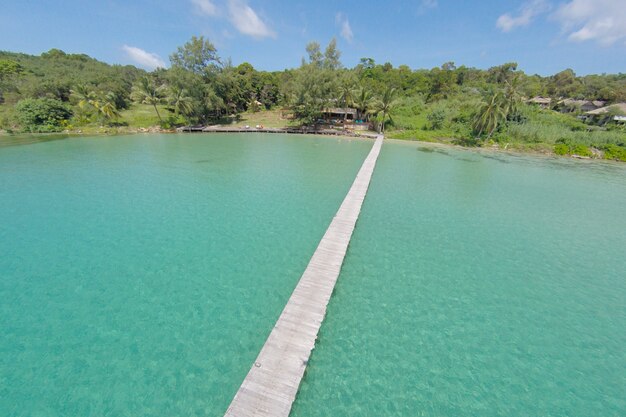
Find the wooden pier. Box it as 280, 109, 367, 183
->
224, 135, 384, 417
179, 126, 379, 139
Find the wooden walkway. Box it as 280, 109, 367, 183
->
224, 135, 384, 417
179, 126, 379, 139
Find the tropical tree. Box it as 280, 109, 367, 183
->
488, 62, 518, 84
169, 36, 221, 77
371, 87, 397, 133
429, 63, 458, 100
70, 84, 96, 109
93, 91, 121, 121
70, 86, 120, 123
337, 75, 355, 124
472, 91, 507, 138
0, 59, 23, 80
131, 77, 166, 122
323, 38, 342, 71
248, 95, 261, 113
502, 75, 523, 119
167, 85, 193, 118
15, 97, 72, 132
204, 87, 225, 120
353, 87, 373, 121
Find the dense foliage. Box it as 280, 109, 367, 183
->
1, 39, 625, 160
14, 98, 72, 132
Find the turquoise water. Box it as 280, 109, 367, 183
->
3, 135, 625, 416
291, 142, 626, 416
0, 133, 372, 417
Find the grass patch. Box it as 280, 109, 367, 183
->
234, 109, 298, 128
118, 104, 170, 128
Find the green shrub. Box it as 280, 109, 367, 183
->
15, 98, 72, 132
426, 108, 446, 130
554, 143, 569, 155
603, 144, 626, 162
553, 140, 593, 158
426, 102, 453, 130
570, 144, 593, 157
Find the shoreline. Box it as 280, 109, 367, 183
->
1, 127, 624, 165
384, 137, 626, 168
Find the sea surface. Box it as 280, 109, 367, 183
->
0, 133, 372, 416
1, 134, 625, 416
291, 142, 626, 416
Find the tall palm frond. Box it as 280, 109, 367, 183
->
371, 87, 397, 133
354, 87, 373, 121
167, 85, 194, 117
70, 84, 96, 110
473, 91, 507, 138
131, 77, 166, 122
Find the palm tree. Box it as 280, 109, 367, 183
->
167, 85, 193, 118
371, 87, 397, 133
354, 87, 373, 122
502, 75, 522, 119
472, 91, 506, 138
70, 84, 96, 110
131, 77, 166, 122
97, 92, 121, 121
73, 88, 119, 123
337, 78, 355, 125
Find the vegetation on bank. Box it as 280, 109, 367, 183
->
1, 38, 625, 161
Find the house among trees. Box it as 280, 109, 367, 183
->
321, 107, 357, 121
584, 102, 626, 123
558, 99, 605, 113
527, 97, 552, 108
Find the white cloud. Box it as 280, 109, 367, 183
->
553, 0, 626, 46
191, 0, 218, 16
496, 0, 550, 32
122, 45, 165, 70
418, 0, 438, 14
335, 13, 354, 43
227, 0, 276, 39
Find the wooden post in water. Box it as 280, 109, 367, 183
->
225, 135, 384, 417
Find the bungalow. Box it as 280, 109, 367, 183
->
527, 96, 552, 108
558, 99, 605, 112
321, 107, 357, 121
584, 102, 626, 123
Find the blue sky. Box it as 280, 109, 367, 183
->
1, 0, 625, 75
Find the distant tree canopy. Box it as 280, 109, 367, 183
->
1, 40, 625, 155
0, 59, 23, 79
169, 36, 221, 77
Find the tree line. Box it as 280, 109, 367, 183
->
0, 37, 624, 151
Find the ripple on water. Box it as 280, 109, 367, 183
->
0, 133, 374, 416
291, 140, 626, 417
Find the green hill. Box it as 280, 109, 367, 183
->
0, 49, 145, 108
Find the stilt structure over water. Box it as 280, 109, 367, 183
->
225, 135, 384, 417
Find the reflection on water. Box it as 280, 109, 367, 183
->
453, 156, 479, 163
0, 133, 74, 148
479, 153, 512, 164
416, 146, 435, 153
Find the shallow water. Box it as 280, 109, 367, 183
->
3, 134, 625, 416
0, 133, 373, 417
291, 141, 626, 416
